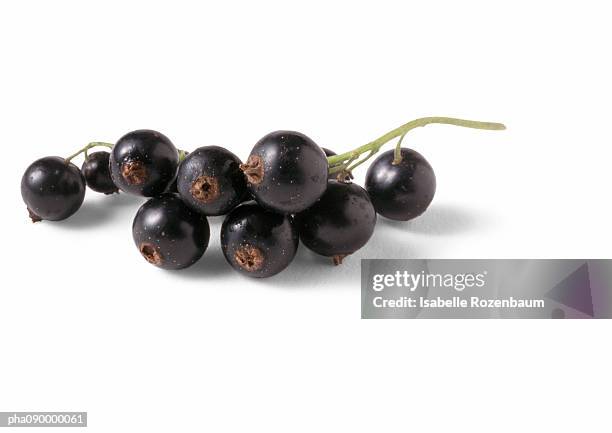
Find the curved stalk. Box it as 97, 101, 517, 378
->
327, 117, 505, 172
393, 133, 407, 165
65, 142, 113, 163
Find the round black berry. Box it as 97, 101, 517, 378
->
132, 193, 210, 270
221, 202, 298, 278
81, 151, 118, 194
21, 156, 86, 222
240, 131, 328, 214
177, 146, 246, 216
297, 180, 376, 264
110, 129, 179, 197
365, 148, 436, 221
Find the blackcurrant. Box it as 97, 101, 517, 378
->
365, 148, 436, 221
21, 156, 86, 222
81, 151, 118, 194
297, 180, 376, 264
240, 131, 328, 214
177, 146, 246, 216
110, 129, 179, 197
221, 202, 298, 278
132, 193, 210, 270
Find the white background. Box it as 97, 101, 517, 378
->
1, 1, 611, 431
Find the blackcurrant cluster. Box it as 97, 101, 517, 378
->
21, 117, 505, 278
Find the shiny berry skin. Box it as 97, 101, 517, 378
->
81, 151, 118, 194
221, 202, 298, 278
297, 181, 376, 264
110, 129, 179, 197
365, 148, 436, 221
240, 131, 328, 214
132, 193, 210, 270
21, 156, 86, 222
177, 146, 246, 216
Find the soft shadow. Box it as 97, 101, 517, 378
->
261, 225, 420, 290
256, 246, 341, 289
128, 205, 478, 288
53, 193, 144, 229
172, 245, 233, 279
379, 203, 488, 236
166, 217, 422, 288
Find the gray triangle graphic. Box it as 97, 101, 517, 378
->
545, 263, 594, 317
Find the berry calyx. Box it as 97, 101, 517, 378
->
190, 176, 219, 202
177, 146, 246, 216
239, 155, 264, 185
140, 243, 163, 266
234, 244, 264, 271
121, 160, 147, 185
28, 208, 42, 223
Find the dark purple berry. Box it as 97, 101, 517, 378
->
177, 146, 246, 216
297, 180, 376, 264
132, 193, 210, 270
21, 156, 86, 222
110, 129, 179, 197
81, 151, 118, 194
365, 148, 436, 221
240, 131, 328, 214
221, 202, 298, 278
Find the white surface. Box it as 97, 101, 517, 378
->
1, 1, 611, 431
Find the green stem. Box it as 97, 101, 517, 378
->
65, 142, 113, 163
393, 133, 407, 165
327, 117, 506, 172
347, 149, 377, 172
178, 149, 188, 162
328, 153, 358, 175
